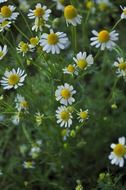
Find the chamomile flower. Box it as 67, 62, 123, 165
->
55, 83, 76, 106
15, 94, 28, 112
1, 68, 27, 90
73, 52, 94, 70
90, 29, 119, 51
0, 45, 7, 60
0, 20, 11, 32
77, 109, 89, 123
32, 17, 50, 32
64, 5, 82, 26
53, 0, 65, 11
56, 106, 73, 128
0, 5, 19, 21
23, 161, 35, 169
114, 57, 126, 80
29, 36, 39, 48
120, 6, 126, 20
96, 0, 112, 11
63, 64, 78, 75
17, 41, 32, 56
28, 3, 51, 21
108, 137, 126, 167
40, 29, 69, 54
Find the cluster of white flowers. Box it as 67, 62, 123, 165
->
23, 140, 42, 169
0, 2, 19, 32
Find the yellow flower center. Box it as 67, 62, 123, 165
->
98, 30, 110, 43
0, 51, 3, 57
123, 9, 126, 15
77, 59, 87, 69
30, 37, 39, 45
118, 62, 126, 70
20, 42, 29, 53
113, 144, 126, 157
98, 3, 108, 11
67, 64, 75, 73
34, 7, 44, 17
8, 74, 19, 85
47, 33, 58, 45
80, 111, 88, 120
61, 89, 71, 99
86, 1, 94, 9
64, 5, 77, 19
20, 101, 28, 108
1, 6, 12, 18
60, 111, 70, 121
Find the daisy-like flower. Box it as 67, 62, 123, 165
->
0, 45, 7, 60
120, 6, 126, 20
23, 161, 35, 169
17, 41, 32, 56
64, 5, 82, 26
40, 29, 69, 54
114, 57, 126, 80
73, 52, 94, 70
28, 3, 51, 21
29, 36, 39, 48
55, 83, 76, 106
32, 17, 50, 32
96, 0, 112, 11
90, 29, 119, 51
63, 64, 78, 75
1, 68, 27, 90
56, 106, 73, 127
0, 20, 11, 32
108, 137, 126, 167
15, 94, 28, 112
53, 0, 65, 11
0, 5, 19, 21
77, 109, 89, 123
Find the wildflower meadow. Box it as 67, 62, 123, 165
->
0, 0, 126, 189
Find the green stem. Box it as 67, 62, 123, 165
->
94, 49, 100, 60
72, 26, 77, 53
22, 125, 33, 144
112, 18, 122, 31
19, 9, 33, 36
108, 77, 120, 101
85, 10, 90, 24
13, 23, 29, 40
